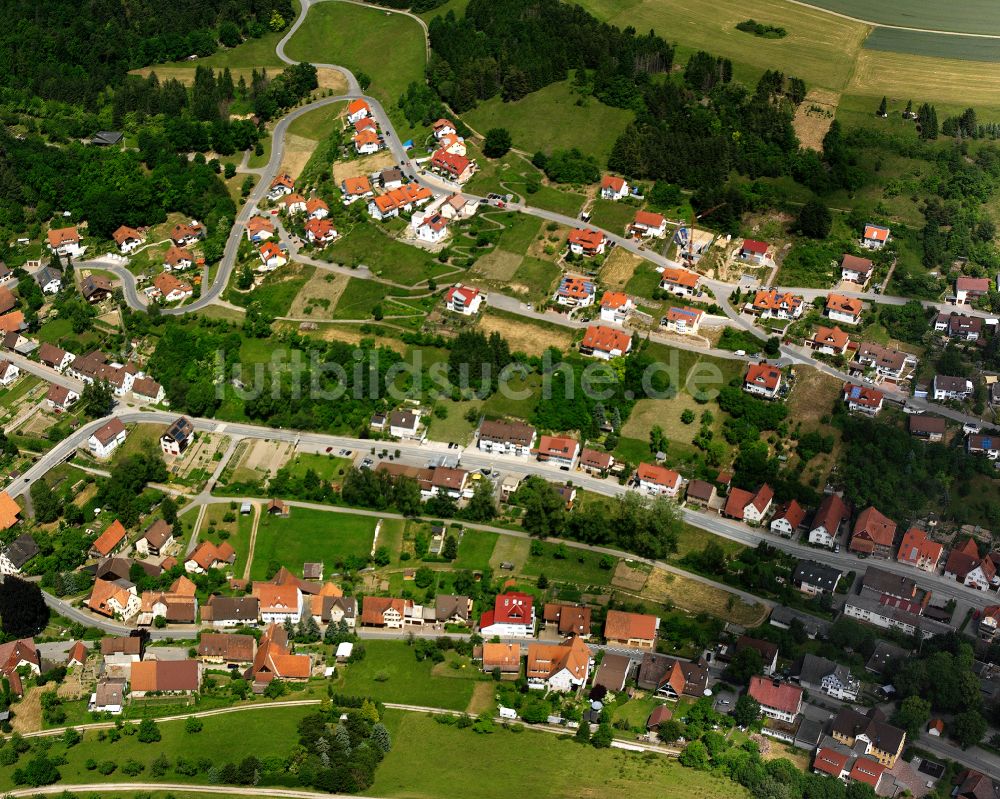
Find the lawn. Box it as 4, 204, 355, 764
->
284, 1, 426, 107
424, 399, 480, 444
511, 257, 562, 300
337, 640, 480, 711
248, 507, 377, 578
588, 198, 640, 235
495, 213, 543, 252
331, 277, 409, 320
200, 502, 255, 578
521, 541, 616, 586
230, 263, 316, 317
463, 78, 634, 161
624, 262, 662, 298
482, 372, 542, 420
286, 101, 347, 141
452, 529, 498, 571
286, 452, 354, 483
325, 224, 455, 286
371, 711, 749, 799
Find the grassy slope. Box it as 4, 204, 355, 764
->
286, 101, 347, 141
284, 2, 425, 107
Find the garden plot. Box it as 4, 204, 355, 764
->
288, 270, 349, 317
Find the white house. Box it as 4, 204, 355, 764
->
282, 194, 307, 215
840, 254, 874, 286
47, 227, 83, 257
478, 419, 536, 457
631, 210, 667, 238
862, 223, 890, 250
346, 99, 371, 124
432, 118, 457, 139
770, 500, 805, 538
258, 242, 288, 271
968, 434, 1000, 460
415, 213, 449, 243
579, 324, 632, 360
526, 637, 591, 693
664, 306, 704, 334
479, 593, 535, 638
88, 418, 128, 459
257, 585, 304, 625
0, 361, 19, 386
636, 463, 681, 497
389, 409, 420, 438
35, 267, 62, 294
113, 226, 144, 254
567, 229, 606, 257
748, 676, 802, 724
826, 295, 863, 326
599, 291, 633, 323
600, 175, 629, 201
445, 285, 483, 316
744, 363, 782, 399
933, 375, 973, 402
807, 495, 847, 549
268, 174, 295, 201
353, 129, 380, 155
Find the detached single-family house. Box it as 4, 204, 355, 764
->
0, 361, 18, 387
185, 541, 236, 574
770, 500, 806, 537
579, 448, 614, 475
151, 272, 193, 303
849, 506, 897, 558
389, 409, 420, 438
163, 245, 193, 272
685, 479, 717, 508
341, 175, 374, 204
481, 642, 521, 675
47, 227, 83, 257
554, 274, 596, 307
909, 414, 946, 442
843, 383, 884, 416
600, 175, 629, 200
415, 213, 449, 243
445, 284, 483, 316
636, 463, 681, 497
944, 537, 997, 591
353, 129, 380, 155
659, 267, 699, 297
305, 217, 338, 245
631, 210, 666, 238
580, 324, 632, 359
130, 659, 201, 697
543, 603, 592, 638
826, 294, 863, 325
35, 266, 62, 294
81, 274, 113, 304
46, 384, 79, 412
255, 583, 304, 624
201, 595, 259, 628
0, 533, 39, 575
636, 653, 708, 698
480, 592, 535, 637
306, 197, 329, 220
862, 223, 891, 250
246, 216, 276, 243
793, 560, 842, 595
840, 254, 874, 286
432, 118, 456, 138
739, 239, 770, 265
160, 416, 194, 456
830, 707, 905, 767
933, 374, 974, 402
88, 418, 128, 459
526, 637, 592, 692
855, 342, 910, 381
744, 362, 782, 399
567, 228, 606, 257
968, 433, 1000, 460
935, 312, 982, 341
38, 343, 74, 373
132, 376, 163, 404
113, 225, 144, 254
89, 678, 125, 714
90, 520, 127, 558
791, 653, 859, 701
361, 596, 405, 629
752, 289, 802, 320
664, 306, 704, 334
600, 291, 633, 323
604, 610, 658, 649
810, 325, 850, 356
724, 484, 773, 524
956, 276, 991, 304
268, 173, 295, 200
258, 241, 288, 271
282, 193, 308, 215
170, 222, 204, 247
87, 579, 140, 620
346, 99, 371, 124
136, 519, 173, 557
736, 635, 779, 676
748, 676, 802, 723
430, 149, 475, 183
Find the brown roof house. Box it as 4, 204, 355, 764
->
246, 624, 311, 688
135, 518, 173, 557
849, 507, 897, 558
636, 653, 709, 699
198, 633, 256, 667
604, 610, 658, 649
543, 603, 592, 637
130, 659, 202, 697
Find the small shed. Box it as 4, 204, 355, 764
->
646, 704, 673, 730
336, 642, 354, 662
240, 502, 252, 515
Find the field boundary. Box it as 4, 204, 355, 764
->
784, 0, 1000, 38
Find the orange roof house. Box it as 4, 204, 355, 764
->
481, 642, 521, 673
580, 324, 632, 358
850, 507, 897, 558
90, 520, 127, 557
342, 175, 372, 196
604, 610, 658, 648
0, 312, 25, 334
47, 227, 80, 248
347, 99, 371, 119
0, 492, 20, 530
897, 528, 943, 571
246, 624, 311, 685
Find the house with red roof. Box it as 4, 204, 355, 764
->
346, 99, 371, 124
367, 184, 433, 220
744, 362, 782, 399
956, 276, 991, 304
415, 212, 449, 244
304, 217, 338, 245
862, 223, 890, 250
282, 193, 307, 214
554, 274, 596, 308
604, 610, 658, 649
600, 175, 629, 201
580, 324, 632, 360
431, 149, 475, 183
580, 448, 614, 475
896, 527, 943, 572
567, 228, 606, 257
432, 118, 456, 139
739, 239, 770, 265
724, 484, 773, 524
842, 383, 884, 416
849, 507, 897, 558
353, 128, 381, 155
631, 210, 666, 238
47, 226, 83, 257
445, 284, 483, 316
246, 624, 311, 687
751, 289, 803, 320
535, 435, 579, 468
636, 463, 682, 497
258, 241, 288, 271
770, 500, 805, 537
840, 254, 874, 287
748, 676, 802, 723
664, 306, 704, 335
599, 291, 633, 324
113, 225, 144, 254
185, 540, 236, 574
826, 294, 864, 325
848, 757, 887, 791
306, 197, 329, 220
90, 520, 127, 558
246, 216, 275, 243
268, 173, 295, 200
659, 267, 699, 297
810, 325, 850, 356
945, 537, 997, 591
812, 747, 849, 779
164, 245, 193, 272
341, 175, 374, 205
479, 592, 535, 637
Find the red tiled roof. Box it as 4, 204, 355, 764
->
581, 324, 631, 354
600, 175, 627, 192
748, 675, 802, 714
343, 176, 372, 195
567, 228, 605, 250
897, 527, 943, 567
661, 267, 699, 288
741, 239, 769, 255
47, 227, 79, 247
841, 254, 873, 275
745, 362, 781, 391
853, 506, 897, 547
864, 224, 889, 241
347, 99, 370, 117
537, 435, 577, 458
773, 499, 806, 529
827, 294, 863, 315
843, 382, 884, 410
92, 520, 126, 556
633, 210, 665, 228
812, 325, 850, 350
600, 291, 629, 310
604, 610, 657, 642
848, 757, 886, 788
636, 462, 679, 489
724, 487, 754, 520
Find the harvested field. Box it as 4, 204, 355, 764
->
642, 568, 768, 627
471, 249, 523, 281
131, 66, 273, 86
315, 67, 349, 92
611, 560, 650, 592
280, 133, 319, 182
478, 310, 574, 356
332, 151, 397, 184
227, 438, 294, 484
11, 687, 42, 733
288, 270, 349, 317
599, 247, 643, 290
793, 89, 840, 150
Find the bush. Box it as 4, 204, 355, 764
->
98, 760, 117, 775
137, 718, 161, 743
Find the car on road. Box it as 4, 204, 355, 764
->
325, 446, 333, 453
834, 543, 840, 553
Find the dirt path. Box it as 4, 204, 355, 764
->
242, 502, 262, 581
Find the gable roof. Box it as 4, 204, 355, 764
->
636, 462, 680, 488
853, 507, 897, 547
600, 175, 627, 192
841, 253, 874, 275
581, 324, 630, 354
827, 294, 863, 316
131, 659, 200, 692
604, 609, 657, 642
526, 636, 590, 682
198, 633, 255, 662
0, 492, 19, 530
92, 520, 127, 556
897, 527, 943, 566
745, 362, 781, 391
748, 676, 801, 714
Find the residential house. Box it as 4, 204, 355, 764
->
88, 418, 128, 459
341, 175, 374, 204
737, 635, 779, 675
198, 633, 256, 668
631, 210, 667, 238
770, 500, 806, 537
935, 312, 982, 341
744, 362, 782, 399
163, 245, 193, 272
101, 635, 143, 665
90, 520, 127, 558
543, 603, 591, 638
554, 274, 596, 307
445, 284, 483, 316
481, 642, 521, 674
0, 639, 42, 693
843, 383, 884, 416
353, 129, 380, 155
685, 479, 717, 508
130, 659, 201, 697
944, 537, 997, 591
139, 586, 197, 624
81, 274, 113, 304
35, 266, 62, 294
739, 239, 770, 265
160, 416, 195, 457
636, 653, 709, 698
664, 306, 704, 334
246, 216, 275, 243
980, 606, 1000, 643
840, 254, 874, 286
477, 419, 536, 457
89, 678, 125, 714
579, 448, 614, 475
0, 311, 25, 335
866, 641, 907, 675
855, 342, 910, 381
636, 463, 681, 497
304, 217, 337, 245
268, 173, 295, 200
311, 594, 357, 628
430, 149, 475, 183
257, 241, 288, 272
953, 770, 999, 799
0, 361, 18, 387
87, 578, 140, 620
969, 433, 1000, 460
255, 583, 304, 625
479, 592, 535, 637
843, 593, 952, 639
826, 294, 863, 325
791, 653, 859, 700
862, 224, 890, 250
860, 567, 918, 605
439, 192, 477, 220
0, 533, 38, 575
361, 596, 405, 629
367, 184, 433, 220
46, 384, 78, 412
38, 343, 74, 373
909, 414, 946, 442
201, 595, 259, 628
132, 376, 163, 404
567, 228, 606, 257
282, 193, 307, 215
415, 213, 449, 243
346, 99, 370, 124
136, 519, 173, 557
897, 527, 943, 572
849, 506, 897, 558
389, 409, 420, 438
184, 541, 236, 574
306, 197, 329, 220
432, 118, 456, 138
170, 222, 204, 246
659, 267, 700, 297
435, 595, 472, 625
604, 610, 658, 649
792, 560, 842, 595
580, 324, 632, 360
526, 637, 592, 692
933, 374, 974, 402
752, 289, 803, 320
535, 435, 579, 468
748, 676, 802, 723
724, 484, 774, 524
47, 227, 83, 256
956, 276, 991, 304
593, 653, 631, 693
600, 291, 633, 323
810, 325, 850, 357
112, 225, 144, 254
830, 707, 905, 767
151, 272, 193, 303
600, 175, 629, 200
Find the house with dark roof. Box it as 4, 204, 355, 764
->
792, 560, 842, 595
198, 633, 256, 667
477, 419, 536, 457
201, 595, 259, 628
830, 707, 905, 767
0, 533, 38, 575
543, 603, 592, 638
736, 636, 778, 675
954, 769, 999, 799
636, 653, 709, 699
790, 653, 859, 701
860, 566, 917, 602
909, 414, 946, 442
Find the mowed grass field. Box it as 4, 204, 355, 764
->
797, 0, 1000, 34
248, 508, 377, 579
286, 101, 347, 141
463, 79, 634, 161
284, 2, 425, 107
864, 28, 1000, 62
